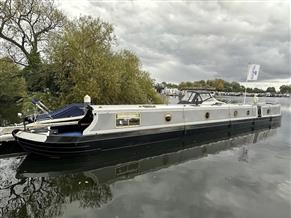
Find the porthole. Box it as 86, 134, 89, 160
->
165, 114, 172, 122
234, 111, 238, 117
267, 109, 270, 114
205, 112, 210, 119
246, 110, 250, 116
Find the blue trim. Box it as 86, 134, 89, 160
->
60, 132, 82, 137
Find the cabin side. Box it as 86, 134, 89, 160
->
81, 104, 280, 136
258, 104, 281, 117
83, 105, 185, 135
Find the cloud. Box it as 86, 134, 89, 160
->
57, 0, 290, 86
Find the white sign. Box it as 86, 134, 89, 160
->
247, 64, 260, 81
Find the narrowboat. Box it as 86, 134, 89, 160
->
12, 90, 281, 158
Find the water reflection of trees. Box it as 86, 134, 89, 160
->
0, 173, 112, 218
0, 128, 278, 217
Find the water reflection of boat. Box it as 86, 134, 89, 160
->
1, 128, 278, 218
17, 127, 278, 181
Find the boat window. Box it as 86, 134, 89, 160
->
258, 108, 261, 117
116, 112, 141, 128
180, 92, 194, 102
189, 93, 196, 102
200, 93, 213, 102
191, 94, 201, 105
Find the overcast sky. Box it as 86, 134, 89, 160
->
57, 0, 290, 89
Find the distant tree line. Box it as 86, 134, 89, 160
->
160, 79, 291, 94
0, 0, 163, 115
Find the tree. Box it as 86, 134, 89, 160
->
266, 87, 276, 93
0, 57, 26, 102
0, 173, 112, 217
161, 82, 178, 89
223, 81, 232, 92
279, 85, 291, 94
253, 87, 264, 93
0, 0, 65, 66
117, 50, 163, 104
246, 87, 253, 93
0, 0, 65, 91
213, 79, 224, 91
193, 80, 206, 88
49, 16, 163, 105
231, 82, 242, 92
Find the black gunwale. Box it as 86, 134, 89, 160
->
13, 115, 281, 157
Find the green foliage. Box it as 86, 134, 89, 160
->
161, 82, 178, 88
246, 87, 253, 93
212, 79, 225, 91
177, 79, 239, 92
266, 87, 276, 93
279, 85, 291, 94
232, 82, 244, 92
178, 81, 195, 89
253, 88, 264, 93
21, 92, 59, 115
49, 16, 163, 106
174, 79, 290, 94
0, 102, 22, 126
0, 57, 26, 102
23, 63, 60, 93
0, 0, 65, 92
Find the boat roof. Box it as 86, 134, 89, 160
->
90, 104, 184, 110
89, 103, 253, 112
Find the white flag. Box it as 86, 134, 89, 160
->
247, 64, 260, 81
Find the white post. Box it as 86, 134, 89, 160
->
243, 64, 251, 105
84, 95, 91, 105
243, 80, 247, 104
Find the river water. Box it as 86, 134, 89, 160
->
0, 97, 290, 218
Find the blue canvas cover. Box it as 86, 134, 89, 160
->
36, 104, 85, 121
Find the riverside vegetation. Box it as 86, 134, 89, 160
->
0, 0, 163, 117
159, 81, 291, 94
